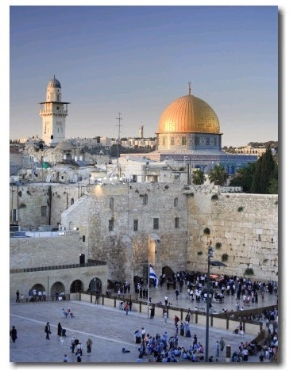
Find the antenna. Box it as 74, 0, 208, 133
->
188, 81, 191, 95
116, 112, 122, 164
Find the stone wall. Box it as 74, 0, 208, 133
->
186, 186, 278, 281
10, 183, 278, 293
10, 231, 87, 269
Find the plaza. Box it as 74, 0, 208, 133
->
9, 284, 278, 364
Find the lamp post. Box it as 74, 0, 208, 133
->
204, 246, 227, 362
205, 246, 214, 362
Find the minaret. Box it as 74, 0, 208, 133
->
139, 125, 144, 138
39, 76, 70, 146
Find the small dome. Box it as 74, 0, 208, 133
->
157, 94, 220, 134
47, 76, 61, 88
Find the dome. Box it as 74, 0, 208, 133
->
47, 76, 61, 88
157, 94, 220, 134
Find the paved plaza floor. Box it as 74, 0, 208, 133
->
9, 285, 278, 364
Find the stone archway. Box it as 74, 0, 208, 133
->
29, 283, 46, 301
51, 281, 66, 297
70, 279, 84, 293
88, 277, 102, 294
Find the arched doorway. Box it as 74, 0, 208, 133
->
70, 279, 84, 293
88, 278, 102, 293
51, 281, 66, 296
29, 283, 46, 301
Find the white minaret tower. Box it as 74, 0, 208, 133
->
39, 76, 70, 146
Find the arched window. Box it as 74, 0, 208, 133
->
70, 198, 74, 205
143, 194, 148, 205
174, 197, 178, 207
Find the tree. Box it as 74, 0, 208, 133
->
192, 169, 205, 185
251, 146, 277, 194
229, 163, 256, 192
208, 165, 228, 186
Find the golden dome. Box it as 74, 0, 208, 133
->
157, 94, 220, 134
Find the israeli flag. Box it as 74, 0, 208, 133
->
149, 264, 158, 287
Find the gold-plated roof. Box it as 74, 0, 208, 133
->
157, 94, 220, 134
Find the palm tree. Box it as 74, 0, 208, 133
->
192, 169, 205, 185
208, 164, 228, 186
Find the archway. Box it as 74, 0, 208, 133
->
51, 281, 66, 296
88, 278, 102, 294
70, 279, 84, 293
29, 283, 46, 301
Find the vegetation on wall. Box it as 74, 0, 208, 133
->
211, 194, 218, 200
245, 268, 254, 275
238, 206, 244, 212
203, 227, 210, 235
215, 242, 222, 249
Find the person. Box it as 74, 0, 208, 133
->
174, 315, 179, 327
180, 322, 184, 336
220, 337, 225, 354
63, 354, 70, 362
163, 309, 168, 324
86, 338, 93, 353
124, 302, 129, 315
77, 354, 82, 362
164, 295, 168, 305
76, 341, 83, 356
45, 322, 51, 340
175, 289, 179, 300
193, 334, 198, 346
10, 326, 17, 343
215, 340, 220, 358
71, 336, 77, 353
16, 290, 20, 303
150, 306, 155, 319
57, 322, 62, 336
141, 327, 146, 341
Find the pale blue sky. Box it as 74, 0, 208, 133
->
9, 5, 278, 147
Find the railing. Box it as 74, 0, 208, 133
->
10, 259, 106, 274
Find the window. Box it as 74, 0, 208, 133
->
182, 137, 187, 145
153, 218, 159, 230
133, 219, 138, 231
41, 206, 47, 217
109, 197, 114, 210
175, 217, 179, 229
70, 198, 74, 205
162, 137, 166, 146
171, 137, 174, 145
108, 218, 114, 231
206, 137, 210, 145
174, 197, 178, 207
143, 194, 148, 205
195, 137, 199, 146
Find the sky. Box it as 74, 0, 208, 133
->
8, 3, 278, 147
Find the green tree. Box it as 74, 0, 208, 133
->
229, 163, 256, 192
192, 169, 205, 185
208, 164, 228, 186
251, 146, 277, 194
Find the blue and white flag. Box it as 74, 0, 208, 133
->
149, 264, 158, 287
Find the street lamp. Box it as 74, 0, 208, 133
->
205, 246, 227, 362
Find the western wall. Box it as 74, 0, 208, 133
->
10, 183, 278, 299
